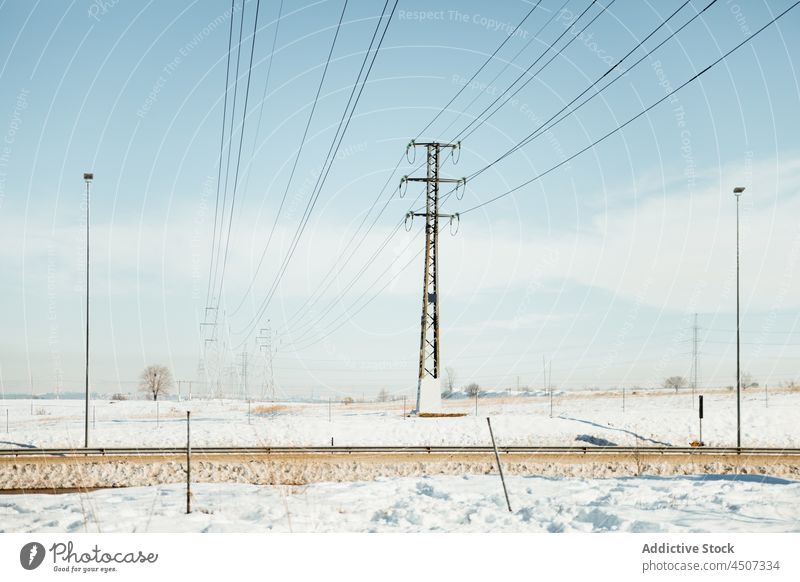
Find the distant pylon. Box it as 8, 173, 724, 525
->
257, 323, 276, 401
239, 351, 249, 400
691, 313, 699, 406
403, 141, 463, 413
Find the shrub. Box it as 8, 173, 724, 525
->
464, 382, 480, 397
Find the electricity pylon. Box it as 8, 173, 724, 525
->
691, 313, 699, 406
239, 351, 249, 400
403, 141, 462, 413
257, 324, 276, 401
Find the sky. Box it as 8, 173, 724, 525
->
0, 0, 799, 400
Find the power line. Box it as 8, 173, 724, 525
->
236, 0, 399, 345
416, 0, 544, 139
284, 0, 679, 346
277, 2, 560, 338
280, 0, 699, 352
256, 0, 394, 311
432, 0, 574, 142
235, 0, 284, 256
210, 0, 248, 310
284, 217, 412, 344
215, 0, 263, 313
460, 0, 800, 215
452, 0, 611, 142
229, 0, 350, 319
281, 0, 597, 330
284, 223, 446, 353
275, 161, 425, 335
458, 0, 713, 186
204, 0, 238, 311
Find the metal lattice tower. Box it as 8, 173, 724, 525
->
691, 313, 699, 405
404, 141, 462, 412
257, 324, 276, 401
239, 351, 249, 400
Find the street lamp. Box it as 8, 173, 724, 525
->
733, 185, 745, 448
83, 172, 93, 448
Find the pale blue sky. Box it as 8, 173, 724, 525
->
1, 0, 799, 398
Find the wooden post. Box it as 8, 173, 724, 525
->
186, 411, 191, 514
698, 395, 704, 444
487, 417, 512, 512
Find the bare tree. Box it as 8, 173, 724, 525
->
139, 365, 173, 401
377, 388, 389, 402
741, 371, 758, 389
444, 367, 457, 397
464, 382, 480, 397
663, 376, 688, 393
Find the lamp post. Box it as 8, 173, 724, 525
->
733, 185, 745, 448
83, 172, 93, 448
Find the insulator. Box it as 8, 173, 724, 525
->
449, 213, 460, 236
406, 140, 416, 164
452, 141, 461, 165
404, 212, 414, 232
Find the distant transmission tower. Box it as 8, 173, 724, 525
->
403, 141, 463, 413
200, 305, 220, 398
239, 351, 249, 400
257, 324, 276, 401
691, 313, 699, 406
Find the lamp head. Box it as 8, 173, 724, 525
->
83, 172, 94, 182
733, 186, 745, 195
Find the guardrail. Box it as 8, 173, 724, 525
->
1, 445, 799, 457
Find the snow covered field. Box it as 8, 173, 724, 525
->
3, 391, 799, 533
0, 388, 798, 449
3, 474, 799, 533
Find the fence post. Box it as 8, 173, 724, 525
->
698, 395, 704, 444
186, 411, 191, 514
487, 417, 512, 512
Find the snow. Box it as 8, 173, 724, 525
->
0, 388, 798, 449
3, 390, 798, 533
2, 474, 799, 533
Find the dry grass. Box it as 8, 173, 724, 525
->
253, 404, 289, 415
416, 412, 468, 418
